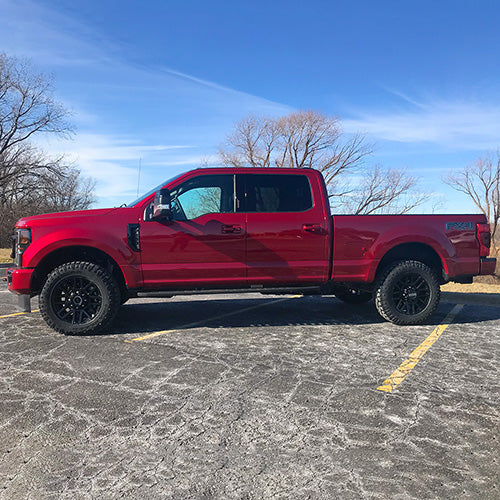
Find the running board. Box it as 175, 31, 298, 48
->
136, 286, 321, 298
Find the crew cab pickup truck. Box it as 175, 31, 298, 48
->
6, 167, 496, 335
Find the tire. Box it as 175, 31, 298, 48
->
39, 261, 120, 335
334, 287, 372, 304
375, 260, 440, 325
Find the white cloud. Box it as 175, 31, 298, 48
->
38, 134, 198, 203
0, 0, 117, 67
343, 97, 500, 150
0, 0, 291, 117
49, 134, 193, 161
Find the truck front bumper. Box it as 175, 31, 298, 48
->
480, 257, 497, 275
6, 266, 34, 295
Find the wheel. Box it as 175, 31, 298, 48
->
334, 287, 372, 304
375, 260, 440, 325
39, 261, 120, 335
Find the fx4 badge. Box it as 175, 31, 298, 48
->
445, 222, 473, 231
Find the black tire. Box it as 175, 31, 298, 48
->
39, 261, 120, 335
375, 260, 440, 325
334, 287, 372, 304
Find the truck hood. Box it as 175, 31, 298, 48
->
15, 207, 120, 227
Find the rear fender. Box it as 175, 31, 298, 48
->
368, 228, 452, 282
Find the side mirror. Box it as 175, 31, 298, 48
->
153, 188, 172, 220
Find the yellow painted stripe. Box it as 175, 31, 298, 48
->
126, 295, 302, 343
0, 309, 40, 319
377, 304, 464, 393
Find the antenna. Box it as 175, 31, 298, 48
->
136, 158, 142, 197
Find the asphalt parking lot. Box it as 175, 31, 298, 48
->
0, 277, 499, 499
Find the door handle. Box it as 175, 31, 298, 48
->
302, 223, 323, 234
222, 224, 242, 234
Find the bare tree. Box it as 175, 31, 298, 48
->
220, 110, 427, 213
38, 167, 96, 213
0, 53, 95, 246
0, 53, 71, 186
219, 111, 372, 195
337, 165, 428, 215
444, 154, 500, 251
0, 161, 95, 246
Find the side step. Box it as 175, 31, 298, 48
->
137, 286, 322, 298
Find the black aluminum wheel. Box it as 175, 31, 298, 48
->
391, 273, 431, 316
50, 275, 103, 325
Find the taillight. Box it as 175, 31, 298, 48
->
476, 223, 491, 257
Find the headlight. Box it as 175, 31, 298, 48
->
19, 229, 31, 247
14, 228, 31, 267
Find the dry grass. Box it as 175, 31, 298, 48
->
442, 282, 500, 294
0, 248, 12, 264
441, 281, 500, 307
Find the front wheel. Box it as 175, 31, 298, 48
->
375, 260, 440, 325
39, 261, 120, 335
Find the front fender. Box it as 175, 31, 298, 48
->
22, 228, 142, 287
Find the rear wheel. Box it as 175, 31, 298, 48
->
375, 260, 440, 325
39, 261, 120, 335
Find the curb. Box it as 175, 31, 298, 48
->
0, 263, 12, 269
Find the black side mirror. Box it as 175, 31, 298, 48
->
153, 188, 172, 220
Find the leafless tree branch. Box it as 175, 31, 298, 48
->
444, 154, 500, 252
336, 165, 428, 215
219, 110, 373, 181
0, 53, 94, 246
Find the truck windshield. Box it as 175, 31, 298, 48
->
126, 174, 183, 207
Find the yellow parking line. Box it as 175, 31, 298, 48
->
0, 309, 40, 319
125, 329, 174, 343
125, 295, 303, 343
377, 304, 463, 393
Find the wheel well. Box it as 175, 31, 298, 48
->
31, 246, 127, 295
376, 243, 444, 283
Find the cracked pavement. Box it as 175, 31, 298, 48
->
0, 278, 499, 499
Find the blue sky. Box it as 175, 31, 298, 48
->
2, 0, 500, 212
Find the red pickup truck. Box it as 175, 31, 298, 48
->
7, 167, 496, 335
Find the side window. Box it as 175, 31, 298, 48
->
170, 174, 234, 220
240, 174, 313, 213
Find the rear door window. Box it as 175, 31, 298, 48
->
238, 174, 313, 213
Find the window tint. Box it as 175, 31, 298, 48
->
170, 175, 234, 220
240, 174, 313, 213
